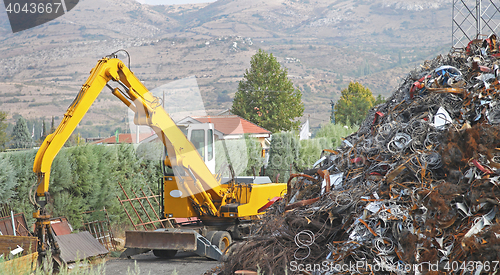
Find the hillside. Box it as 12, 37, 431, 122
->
0, 0, 453, 137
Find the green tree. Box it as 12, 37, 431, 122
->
0, 111, 9, 151
315, 123, 359, 149
41, 119, 47, 142
231, 49, 304, 132
244, 137, 265, 176
297, 138, 330, 171
266, 132, 299, 182
10, 116, 33, 149
0, 156, 17, 204
50, 116, 56, 134
4, 150, 37, 223
334, 82, 375, 126
3, 143, 163, 228
375, 94, 386, 105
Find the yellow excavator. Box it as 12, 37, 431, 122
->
32, 50, 287, 262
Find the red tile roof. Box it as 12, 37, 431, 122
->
92, 133, 153, 144
190, 115, 271, 135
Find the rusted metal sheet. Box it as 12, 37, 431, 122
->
54, 231, 108, 263
0, 235, 38, 257
50, 217, 72, 236
125, 230, 197, 251
0, 213, 31, 237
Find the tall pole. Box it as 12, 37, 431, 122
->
477, 0, 481, 38
136, 125, 139, 144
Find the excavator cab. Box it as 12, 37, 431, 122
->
177, 123, 216, 174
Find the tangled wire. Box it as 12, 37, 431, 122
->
222, 36, 500, 275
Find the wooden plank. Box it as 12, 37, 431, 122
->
0, 252, 38, 275
0, 236, 38, 257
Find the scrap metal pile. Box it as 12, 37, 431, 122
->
223, 35, 500, 275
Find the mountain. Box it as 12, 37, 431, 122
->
0, 0, 455, 136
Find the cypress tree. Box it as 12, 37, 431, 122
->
41, 119, 47, 141
244, 137, 265, 176
5, 150, 37, 222
50, 116, 56, 134
266, 132, 299, 182
0, 156, 17, 203
0, 111, 8, 151
5, 143, 163, 227
10, 116, 33, 149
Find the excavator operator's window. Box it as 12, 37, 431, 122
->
207, 129, 213, 161
191, 129, 205, 160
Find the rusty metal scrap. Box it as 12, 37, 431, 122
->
222, 37, 500, 275
0, 213, 31, 237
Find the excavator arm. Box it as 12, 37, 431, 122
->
32, 53, 224, 258
34, 54, 222, 207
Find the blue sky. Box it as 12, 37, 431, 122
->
135, 0, 217, 4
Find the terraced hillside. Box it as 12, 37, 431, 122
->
0, 0, 453, 136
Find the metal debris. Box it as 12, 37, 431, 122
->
81, 208, 117, 251
55, 231, 108, 264
223, 35, 500, 274
50, 217, 73, 236
0, 213, 31, 237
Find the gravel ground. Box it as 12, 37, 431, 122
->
104, 251, 220, 275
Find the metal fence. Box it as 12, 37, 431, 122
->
117, 182, 173, 231
81, 208, 116, 251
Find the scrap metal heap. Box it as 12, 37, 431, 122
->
223, 34, 500, 274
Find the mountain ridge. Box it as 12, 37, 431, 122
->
0, 0, 457, 136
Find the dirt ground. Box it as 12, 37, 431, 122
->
104, 251, 220, 275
